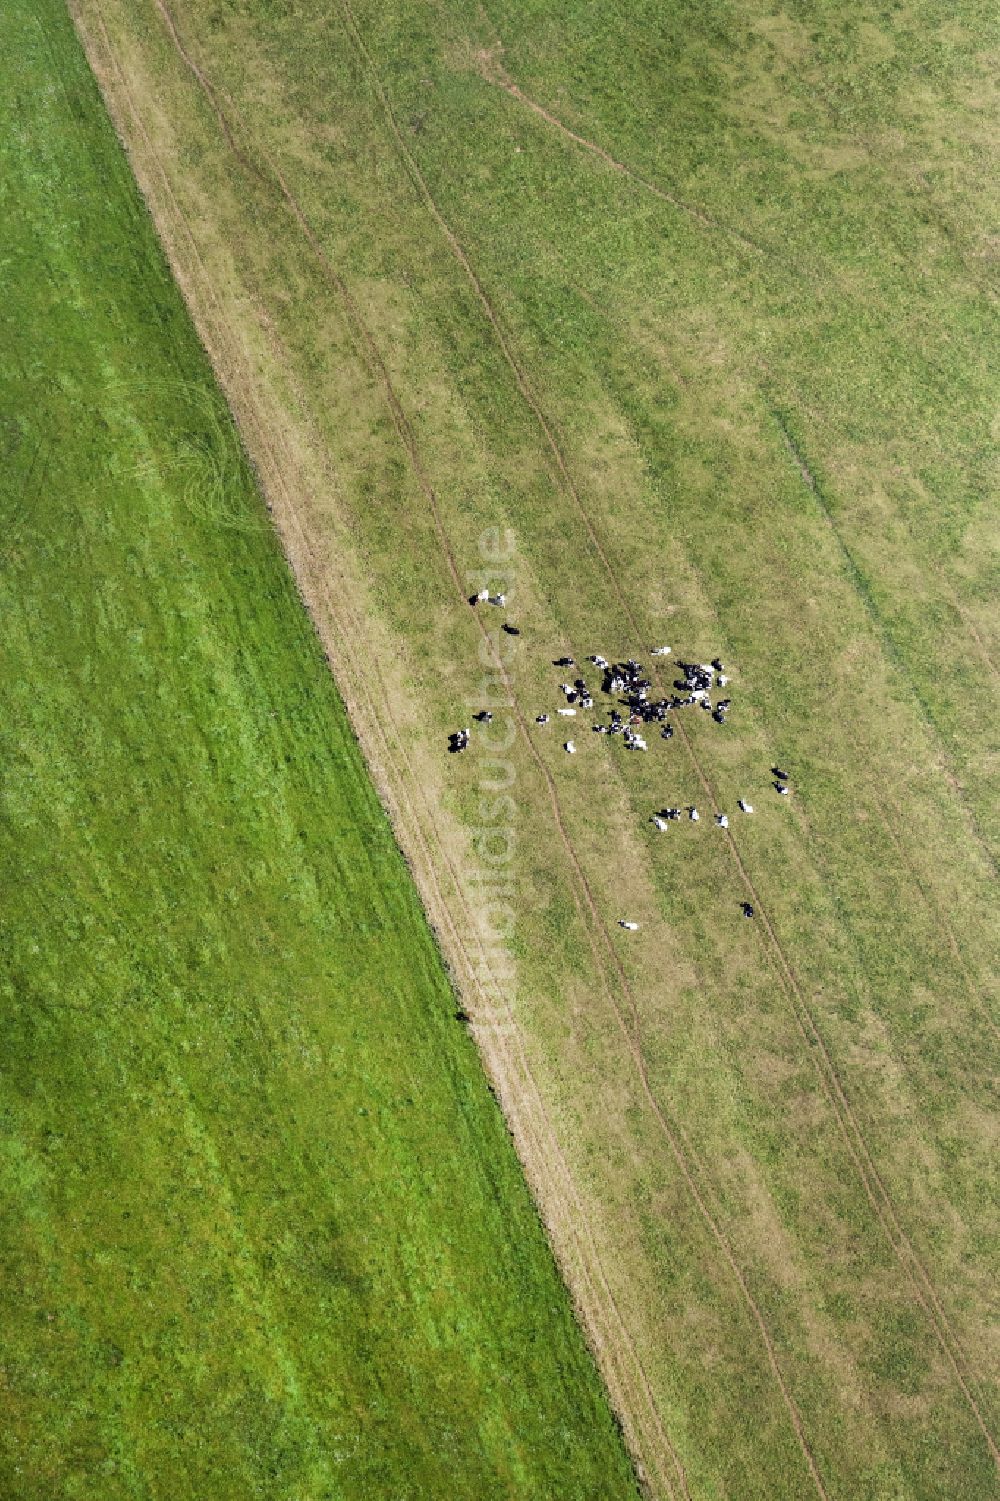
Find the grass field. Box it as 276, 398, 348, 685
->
22, 0, 1000, 1495
0, 4, 645, 1496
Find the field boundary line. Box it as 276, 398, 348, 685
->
336, 0, 999, 1467
73, 3, 685, 1493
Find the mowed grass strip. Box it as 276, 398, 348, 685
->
69, 0, 999, 1497
0, 4, 642, 1498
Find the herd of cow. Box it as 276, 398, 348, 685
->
450, 597, 792, 922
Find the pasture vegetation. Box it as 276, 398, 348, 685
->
0, 3, 643, 1497
32, 0, 1000, 1494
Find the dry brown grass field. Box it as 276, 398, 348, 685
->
69, 0, 998, 1494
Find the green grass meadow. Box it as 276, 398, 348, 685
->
0, 4, 642, 1496
5, 0, 998, 1493
66, 0, 1000, 1494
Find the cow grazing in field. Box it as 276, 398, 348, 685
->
502, 623, 520, 636
775, 782, 790, 795
475, 711, 493, 724
488, 593, 506, 607
741, 902, 754, 919
619, 920, 639, 931
448, 729, 470, 754
737, 799, 753, 814
773, 766, 789, 780
716, 813, 729, 827
554, 656, 574, 667
536, 714, 550, 724
661, 724, 674, 740
651, 645, 671, 656
651, 815, 669, 832
689, 807, 700, 822
557, 707, 576, 717
564, 740, 576, 754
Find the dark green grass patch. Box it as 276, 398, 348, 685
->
0, 5, 640, 1497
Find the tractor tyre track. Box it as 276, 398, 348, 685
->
479, 66, 767, 259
